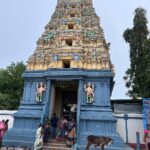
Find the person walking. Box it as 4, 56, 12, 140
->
33, 124, 44, 150
50, 114, 58, 138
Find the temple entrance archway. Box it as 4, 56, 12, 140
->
49, 81, 78, 120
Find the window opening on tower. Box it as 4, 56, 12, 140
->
68, 24, 74, 29
72, 5, 76, 8
70, 13, 75, 17
66, 39, 73, 46
63, 60, 70, 68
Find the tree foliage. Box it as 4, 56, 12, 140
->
0, 62, 26, 110
123, 8, 150, 99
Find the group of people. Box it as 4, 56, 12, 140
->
33, 114, 76, 150
0, 119, 9, 148
56, 115, 76, 147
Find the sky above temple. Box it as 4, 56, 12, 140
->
0, 0, 150, 99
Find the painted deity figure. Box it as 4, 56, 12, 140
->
73, 54, 80, 61
84, 82, 94, 103
36, 82, 46, 102
53, 55, 58, 61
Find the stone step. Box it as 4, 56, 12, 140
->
43, 139, 73, 150
48, 139, 66, 144
44, 143, 67, 147
42, 145, 73, 150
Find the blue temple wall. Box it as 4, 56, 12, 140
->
3, 69, 130, 149
71, 70, 129, 149
3, 76, 49, 147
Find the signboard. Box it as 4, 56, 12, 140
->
143, 98, 150, 129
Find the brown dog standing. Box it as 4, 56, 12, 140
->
85, 135, 113, 150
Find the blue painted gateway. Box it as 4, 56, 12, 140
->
3, 69, 129, 149
3, 0, 130, 149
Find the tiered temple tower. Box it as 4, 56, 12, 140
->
27, 0, 113, 71
3, 0, 130, 149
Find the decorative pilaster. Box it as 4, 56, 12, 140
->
41, 80, 51, 123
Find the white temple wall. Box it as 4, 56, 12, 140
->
115, 113, 144, 144
0, 110, 17, 129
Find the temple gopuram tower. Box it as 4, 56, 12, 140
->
4, 0, 130, 149
27, 0, 112, 71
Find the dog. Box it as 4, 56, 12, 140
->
85, 135, 113, 150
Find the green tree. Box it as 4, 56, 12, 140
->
123, 8, 150, 99
0, 62, 26, 110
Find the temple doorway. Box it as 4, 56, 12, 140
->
49, 81, 78, 120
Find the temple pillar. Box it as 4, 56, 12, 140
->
3, 72, 51, 147
76, 71, 130, 150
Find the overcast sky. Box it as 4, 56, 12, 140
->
0, 0, 150, 99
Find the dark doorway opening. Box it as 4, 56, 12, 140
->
52, 81, 78, 120
63, 60, 70, 68
70, 13, 75, 17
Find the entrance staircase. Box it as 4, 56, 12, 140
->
42, 139, 73, 150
